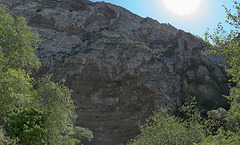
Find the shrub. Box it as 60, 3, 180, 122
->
4, 107, 46, 145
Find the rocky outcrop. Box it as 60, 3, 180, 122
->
2, 0, 229, 144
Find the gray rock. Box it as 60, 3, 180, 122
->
197, 65, 209, 76
2, 0, 229, 144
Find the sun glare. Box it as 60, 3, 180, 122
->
163, 0, 201, 16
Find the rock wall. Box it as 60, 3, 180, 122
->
2, 0, 229, 144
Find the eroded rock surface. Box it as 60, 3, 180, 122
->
2, 0, 229, 144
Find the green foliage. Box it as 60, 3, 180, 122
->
126, 97, 212, 145
205, 0, 240, 131
205, 1, 240, 83
0, 128, 4, 142
200, 130, 240, 145
4, 107, 46, 145
36, 75, 78, 145
203, 0, 240, 143
0, 6, 38, 117
0, 68, 34, 116
0, 7, 40, 72
223, 81, 240, 131
126, 108, 190, 145
207, 107, 228, 125
0, 6, 93, 144
72, 126, 94, 142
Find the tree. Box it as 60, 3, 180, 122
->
0, 7, 40, 72
0, 6, 93, 144
199, 0, 240, 144
205, 0, 240, 132
36, 75, 79, 145
0, 6, 40, 117
0, 68, 34, 117
72, 126, 94, 142
126, 98, 213, 145
4, 107, 46, 145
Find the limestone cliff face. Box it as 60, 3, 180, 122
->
3, 0, 228, 144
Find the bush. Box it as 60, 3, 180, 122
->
200, 130, 240, 145
4, 107, 46, 145
126, 97, 217, 145
126, 109, 207, 144
72, 126, 94, 142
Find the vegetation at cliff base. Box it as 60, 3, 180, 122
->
0, 6, 93, 144
4, 107, 46, 144
127, 0, 240, 144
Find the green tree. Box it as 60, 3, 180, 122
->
72, 126, 94, 142
205, 0, 240, 132
126, 98, 212, 145
0, 6, 93, 144
4, 107, 46, 145
0, 7, 40, 72
0, 128, 5, 144
36, 75, 79, 145
200, 130, 240, 145
201, 0, 240, 144
0, 6, 40, 117
0, 69, 34, 117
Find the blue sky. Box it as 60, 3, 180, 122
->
90, 0, 236, 39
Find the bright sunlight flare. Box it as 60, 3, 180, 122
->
163, 0, 201, 16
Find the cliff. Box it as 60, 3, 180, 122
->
2, 0, 229, 144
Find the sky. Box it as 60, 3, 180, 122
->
90, 0, 236, 39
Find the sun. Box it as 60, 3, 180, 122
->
163, 0, 201, 16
